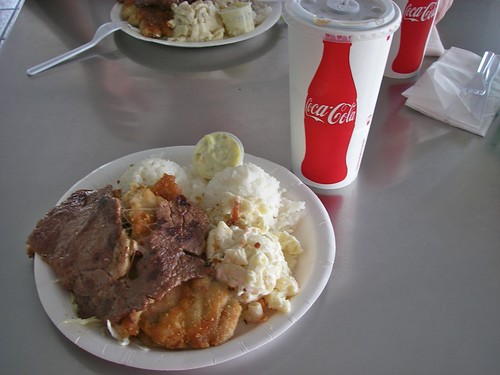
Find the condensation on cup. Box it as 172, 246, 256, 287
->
283, 0, 401, 189
384, 0, 440, 78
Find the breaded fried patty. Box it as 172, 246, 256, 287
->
139, 276, 242, 349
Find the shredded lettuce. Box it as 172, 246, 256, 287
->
106, 320, 130, 346
63, 316, 102, 326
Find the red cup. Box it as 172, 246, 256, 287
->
284, 0, 401, 189
384, 0, 440, 78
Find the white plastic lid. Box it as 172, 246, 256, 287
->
287, 0, 396, 31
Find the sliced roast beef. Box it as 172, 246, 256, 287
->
26, 186, 126, 289
155, 195, 209, 257
74, 229, 210, 323
27, 186, 212, 324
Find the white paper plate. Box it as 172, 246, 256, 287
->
34, 146, 335, 371
110, 2, 282, 48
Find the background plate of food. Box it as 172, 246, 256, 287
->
30, 144, 335, 370
110, 0, 283, 48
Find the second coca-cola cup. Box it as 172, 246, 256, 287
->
284, 0, 401, 189
384, 0, 440, 78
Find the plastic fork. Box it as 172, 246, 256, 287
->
464, 51, 499, 96
26, 21, 129, 76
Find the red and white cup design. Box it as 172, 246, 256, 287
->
301, 40, 357, 184
385, 0, 440, 78
284, 0, 401, 189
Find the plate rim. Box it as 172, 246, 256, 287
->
110, 2, 283, 48
33, 146, 335, 371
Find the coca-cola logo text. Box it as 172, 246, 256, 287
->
403, 1, 438, 22
305, 98, 356, 125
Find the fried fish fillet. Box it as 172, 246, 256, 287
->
120, 0, 174, 38
139, 276, 242, 349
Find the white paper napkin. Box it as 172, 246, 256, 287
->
402, 47, 500, 136
425, 26, 445, 57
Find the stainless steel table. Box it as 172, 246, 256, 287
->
2, 0, 499, 374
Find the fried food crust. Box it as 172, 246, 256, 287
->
120, 0, 174, 38
139, 276, 242, 349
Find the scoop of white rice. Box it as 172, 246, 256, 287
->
184, 164, 209, 205
276, 197, 305, 233
117, 158, 190, 195
201, 163, 282, 229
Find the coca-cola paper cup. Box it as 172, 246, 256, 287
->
384, 0, 440, 78
284, 0, 401, 189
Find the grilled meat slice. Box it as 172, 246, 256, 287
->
26, 186, 129, 289
27, 186, 212, 325
73, 240, 210, 324
155, 195, 209, 257
101, 196, 212, 326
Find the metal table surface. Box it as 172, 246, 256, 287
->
1, 0, 499, 374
